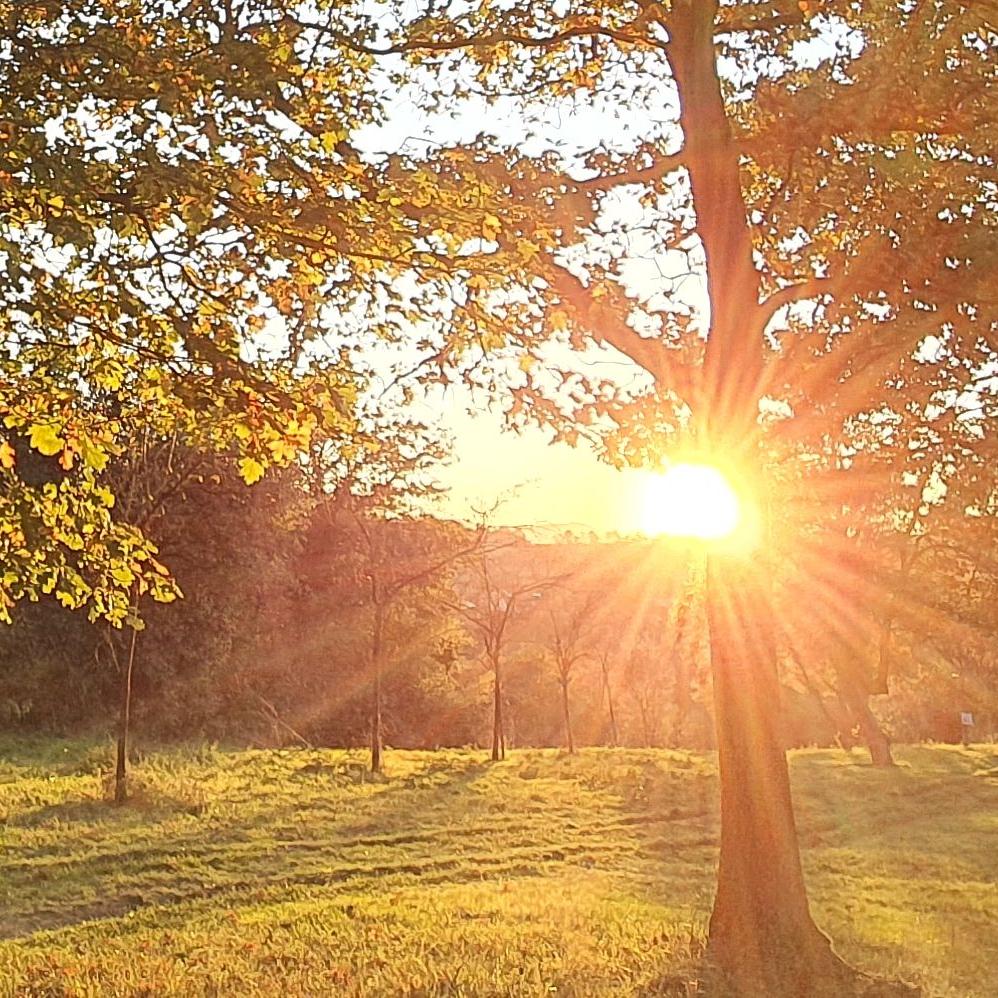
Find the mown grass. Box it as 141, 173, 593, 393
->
0, 740, 995, 996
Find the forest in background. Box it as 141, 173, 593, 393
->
2, 437, 993, 759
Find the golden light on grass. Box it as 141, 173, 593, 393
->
638, 462, 742, 540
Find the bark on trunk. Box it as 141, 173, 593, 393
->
838, 679, 895, 767
601, 657, 619, 748
706, 558, 836, 988
560, 677, 575, 754
114, 623, 139, 805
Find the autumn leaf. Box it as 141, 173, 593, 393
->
29, 423, 63, 457
516, 238, 541, 261
78, 437, 109, 472
549, 310, 570, 332
0, 440, 14, 469
481, 213, 502, 240
239, 456, 265, 485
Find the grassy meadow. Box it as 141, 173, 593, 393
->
0, 741, 995, 997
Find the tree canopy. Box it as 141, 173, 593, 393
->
0, 0, 542, 623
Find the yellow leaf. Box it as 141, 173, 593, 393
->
0, 440, 14, 469
517, 239, 540, 261
481, 213, 501, 241
239, 456, 265, 485
197, 298, 226, 317
29, 422, 63, 456
59, 447, 74, 471
94, 486, 115, 508
321, 130, 344, 153
549, 310, 570, 332
267, 437, 297, 463
79, 436, 109, 471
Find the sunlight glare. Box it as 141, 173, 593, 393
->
639, 463, 741, 540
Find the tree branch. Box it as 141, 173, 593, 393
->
548, 268, 697, 403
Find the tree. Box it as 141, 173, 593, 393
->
540, 584, 600, 754
0, 0, 540, 624
448, 547, 559, 761
0, 434, 304, 795
595, 646, 620, 748
360, 1, 995, 988
624, 637, 667, 749
305, 497, 482, 773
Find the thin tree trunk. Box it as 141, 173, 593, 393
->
560, 676, 575, 754
601, 657, 619, 747
115, 622, 139, 805
370, 602, 385, 774
672, 571, 694, 746
491, 663, 504, 761
638, 695, 652, 748
673, 652, 691, 747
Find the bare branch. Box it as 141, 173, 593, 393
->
763, 274, 835, 316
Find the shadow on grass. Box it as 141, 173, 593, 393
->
3, 743, 989, 998
0, 751, 526, 941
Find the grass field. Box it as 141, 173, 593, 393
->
0, 741, 996, 997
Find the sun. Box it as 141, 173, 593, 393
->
638, 463, 741, 540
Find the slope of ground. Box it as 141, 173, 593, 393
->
0, 741, 995, 996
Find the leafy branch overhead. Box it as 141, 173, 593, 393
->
0, 0, 542, 621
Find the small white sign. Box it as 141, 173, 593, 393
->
960, 712, 975, 727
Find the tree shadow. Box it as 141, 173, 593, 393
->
0, 750, 497, 941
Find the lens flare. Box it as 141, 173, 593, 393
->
639, 463, 741, 539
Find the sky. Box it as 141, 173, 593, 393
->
427, 395, 653, 536
352, 41, 688, 535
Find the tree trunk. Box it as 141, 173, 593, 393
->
838, 678, 895, 768
673, 652, 691, 747
370, 670, 382, 774
114, 623, 139, 805
560, 676, 575, 754
706, 558, 836, 989
664, 3, 842, 988
671, 568, 695, 746
638, 696, 653, 748
601, 657, 619, 747
491, 663, 504, 761
370, 602, 385, 774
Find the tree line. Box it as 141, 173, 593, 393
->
3, 437, 993, 773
